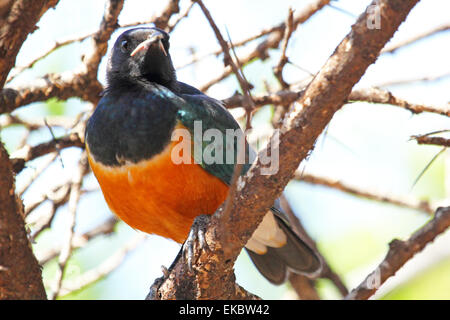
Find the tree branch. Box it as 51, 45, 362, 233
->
412, 134, 450, 148
10, 132, 84, 174
0, 0, 59, 88
198, 0, 331, 91
295, 172, 436, 215
0, 0, 61, 300
223, 87, 450, 117
0, 143, 47, 299
345, 206, 450, 300
382, 22, 450, 54
349, 87, 450, 117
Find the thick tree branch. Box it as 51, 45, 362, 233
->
0, 144, 47, 299
0, 0, 61, 300
345, 206, 450, 300
0, 0, 59, 88
151, 0, 420, 300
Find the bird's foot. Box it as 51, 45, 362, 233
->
182, 214, 211, 272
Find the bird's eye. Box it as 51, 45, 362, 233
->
120, 39, 129, 52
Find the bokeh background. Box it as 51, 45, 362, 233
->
1, 0, 449, 299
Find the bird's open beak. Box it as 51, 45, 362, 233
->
130, 33, 167, 57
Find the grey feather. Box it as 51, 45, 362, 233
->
246, 205, 322, 284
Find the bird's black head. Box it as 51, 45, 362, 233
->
106, 27, 176, 90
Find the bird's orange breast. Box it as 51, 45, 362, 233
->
87, 133, 229, 243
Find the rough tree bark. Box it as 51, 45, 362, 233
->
0, 144, 47, 299
0, 0, 61, 300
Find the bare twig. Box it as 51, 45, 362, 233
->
0, 0, 60, 88
273, 8, 295, 89
38, 216, 118, 265
10, 132, 84, 174
345, 206, 450, 300
412, 135, 450, 148
223, 88, 450, 118
194, 0, 253, 101
295, 171, 436, 215
382, 23, 450, 54
17, 152, 58, 197
83, 0, 124, 74
198, 0, 331, 91
375, 70, 450, 88
58, 233, 146, 297
167, 0, 194, 32
175, 4, 328, 70
48, 152, 88, 299
6, 31, 96, 83
349, 87, 450, 117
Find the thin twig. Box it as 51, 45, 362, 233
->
412, 135, 450, 148
375, 71, 450, 88
382, 23, 450, 54
273, 8, 295, 89
345, 206, 450, 300
198, 0, 331, 91
58, 233, 146, 297
10, 132, 84, 174
222, 87, 450, 118
349, 87, 450, 117
194, 0, 253, 105
38, 216, 118, 265
48, 152, 88, 299
167, 0, 194, 32
16, 153, 58, 197
294, 171, 436, 215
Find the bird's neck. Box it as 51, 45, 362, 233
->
106, 74, 177, 93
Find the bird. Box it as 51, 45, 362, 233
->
85, 27, 321, 285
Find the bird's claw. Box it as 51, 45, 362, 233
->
182, 214, 211, 272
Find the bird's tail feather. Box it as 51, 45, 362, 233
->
246, 213, 322, 285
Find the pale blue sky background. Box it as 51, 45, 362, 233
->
3, 0, 449, 299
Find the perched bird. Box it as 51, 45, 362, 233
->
85, 27, 321, 284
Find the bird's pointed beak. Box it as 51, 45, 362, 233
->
130, 33, 167, 57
